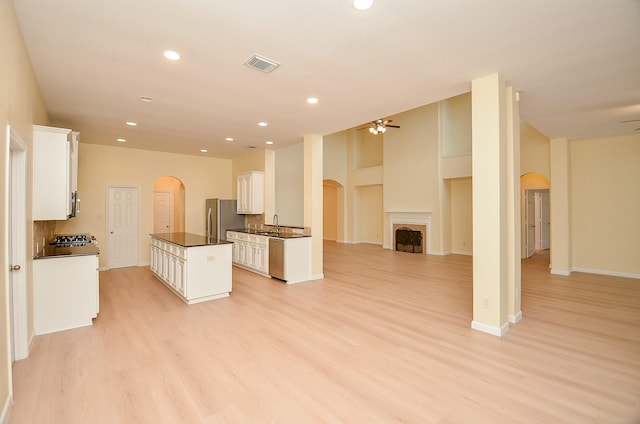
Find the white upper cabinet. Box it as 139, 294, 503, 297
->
236, 171, 264, 214
33, 125, 77, 220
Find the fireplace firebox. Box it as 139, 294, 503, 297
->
395, 227, 423, 253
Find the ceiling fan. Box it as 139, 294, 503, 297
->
362, 119, 400, 135
620, 119, 640, 131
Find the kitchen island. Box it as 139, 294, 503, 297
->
149, 232, 232, 304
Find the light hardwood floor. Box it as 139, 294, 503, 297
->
9, 242, 640, 423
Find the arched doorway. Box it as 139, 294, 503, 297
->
520, 173, 550, 258
153, 176, 185, 233
323, 179, 344, 242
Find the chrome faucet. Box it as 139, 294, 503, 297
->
273, 214, 279, 233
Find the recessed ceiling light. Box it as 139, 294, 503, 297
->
258, 122, 268, 127
225, 137, 234, 141
200, 149, 208, 153
266, 141, 274, 145
117, 138, 126, 143
126, 121, 137, 126
353, 0, 373, 10
139, 96, 153, 103
307, 97, 318, 104
164, 50, 180, 61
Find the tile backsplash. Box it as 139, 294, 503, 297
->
33, 221, 56, 256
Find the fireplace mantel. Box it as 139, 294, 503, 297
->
387, 212, 432, 254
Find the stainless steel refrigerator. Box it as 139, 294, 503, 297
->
205, 199, 245, 241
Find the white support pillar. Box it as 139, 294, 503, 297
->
550, 138, 571, 275
471, 73, 511, 336
304, 134, 324, 280
506, 87, 522, 324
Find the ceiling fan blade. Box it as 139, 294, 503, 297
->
386, 125, 400, 128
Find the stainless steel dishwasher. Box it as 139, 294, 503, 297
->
269, 238, 285, 280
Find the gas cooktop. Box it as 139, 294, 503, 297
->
50, 234, 97, 246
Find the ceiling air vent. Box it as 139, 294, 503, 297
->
244, 54, 280, 73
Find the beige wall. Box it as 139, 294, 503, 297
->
355, 185, 384, 244
323, 184, 338, 240
570, 134, 640, 276
323, 132, 348, 241
56, 144, 232, 269
323, 131, 348, 185
441, 92, 472, 157
450, 178, 473, 254
0, 0, 49, 416
275, 143, 304, 227
383, 103, 443, 251
153, 176, 185, 233
521, 122, 550, 179
355, 130, 383, 168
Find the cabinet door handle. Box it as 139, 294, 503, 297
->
10, 265, 21, 271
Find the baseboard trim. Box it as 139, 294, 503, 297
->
571, 267, 640, 280
471, 320, 510, 337
509, 311, 523, 324
550, 268, 572, 276
309, 273, 324, 281
1, 393, 12, 424
451, 250, 472, 256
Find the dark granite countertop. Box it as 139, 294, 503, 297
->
34, 244, 100, 259
150, 232, 233, 247
227, 228, 310, 239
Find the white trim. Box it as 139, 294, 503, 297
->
471, 320, 510, 337
550, 268, 571, 276
451, 250, 473, 256
9, 125, 29, 361
571, 267, 640, 280
509, 311, 523, 324
387, 212, 432, 253
1, 393, 11, 424
309, 273, 324, 280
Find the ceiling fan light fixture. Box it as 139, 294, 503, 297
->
353, 0, 373, 11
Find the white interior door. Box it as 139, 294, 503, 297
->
9, 126, 29, 361
525, 190, 536, 258
540, 190, 550, 250
108, 186, 139, 269
153, 191, 172, 233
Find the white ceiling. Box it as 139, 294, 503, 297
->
13, 0, 640, 158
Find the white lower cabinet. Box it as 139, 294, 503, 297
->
150, 236, 231, 304
227, 231, 269, 275
34, 254, 99, 335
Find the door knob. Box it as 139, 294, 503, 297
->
110, 231, 114, 234
10, 265, 21, 271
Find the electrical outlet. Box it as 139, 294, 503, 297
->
482, 297, 490, 308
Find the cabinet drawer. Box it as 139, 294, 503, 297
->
254, 235, 269, 246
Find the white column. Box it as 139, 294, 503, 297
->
304, 134, 324, 280
506, 87, 522, 324
471, 73, 510, 336
263, 150, 276, 220
550, 138, 571, 275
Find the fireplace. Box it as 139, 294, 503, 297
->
388, 212, 432, 254
395, 227, 423, 253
